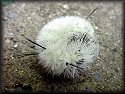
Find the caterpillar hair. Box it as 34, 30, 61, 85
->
21, 7, 101, 78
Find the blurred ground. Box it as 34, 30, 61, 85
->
2, 1, 123, 93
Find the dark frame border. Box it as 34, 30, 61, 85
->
0, 0, 124, 93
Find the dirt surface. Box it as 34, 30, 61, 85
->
2, 1, 123, 93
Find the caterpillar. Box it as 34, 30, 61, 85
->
22, 8, 100, 78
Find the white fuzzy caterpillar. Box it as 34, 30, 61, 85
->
36, 16, 100, 78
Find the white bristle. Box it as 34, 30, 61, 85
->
36, 16, 100, 78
